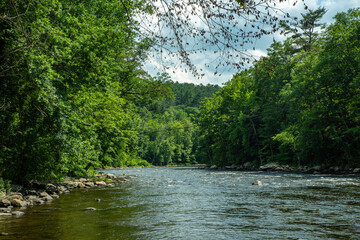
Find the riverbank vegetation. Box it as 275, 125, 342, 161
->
1, 0, 359, 186
197, 8, 360, 169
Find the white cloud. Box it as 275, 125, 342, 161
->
143, 0, 360, 85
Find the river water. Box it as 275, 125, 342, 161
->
1, 167, 360, 239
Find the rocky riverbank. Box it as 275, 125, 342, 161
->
0, 172, 128, 218
199, 162, 360, 174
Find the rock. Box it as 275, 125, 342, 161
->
209, 165, 218, 169
12, 211, 25, 216
46, 184, 58, 193
0, 198, 11, 207
85, 182, 95, 188
11, 198, 27, 207
77, 182, 86, 188
66, 182, 79, 189
95, 198, 101, 202
57, 186, 67, 193
105, 173, 116, 179
39, 192, 53, 201
252, 180, 262, 186
0, 207, 11, 213
243, 162, 252, 169
10, 192, 23, 200
26, 195, 44, 204
43, 195, 53, 201
84, 207, 97, 211
0, 213, 12, 217
353, 168, 360, 173
1, 232, 9, 236
51, 194, 59, 199
225, 165, 237, 170
259, 163, 284, 171
95, 181, 107, 186
312, 165, 322, 171
79, 178, 88, 182
39, 192, 49, 197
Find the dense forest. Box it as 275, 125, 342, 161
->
197, 8, 360, 169
0, 0, 359, 187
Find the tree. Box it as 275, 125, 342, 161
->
280, 7, 327, 51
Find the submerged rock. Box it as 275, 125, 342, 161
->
0, 207, 11, 213
84, 207, 97, 211
252, 180, 262, 186
12, 211, 25, 216
0, 213, 12, 217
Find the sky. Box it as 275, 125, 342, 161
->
143, 0, 360, 86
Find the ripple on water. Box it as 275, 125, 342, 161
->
1, 167, 359, 240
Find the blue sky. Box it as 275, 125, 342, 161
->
144, 0, 360, 85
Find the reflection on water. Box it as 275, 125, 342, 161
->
1, 167, 359, 239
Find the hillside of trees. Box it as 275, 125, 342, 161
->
137, 80, 221, 166
197, 8, 360, 169
1, 0, 359, 188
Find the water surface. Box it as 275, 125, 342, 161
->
1, 167, 359, 239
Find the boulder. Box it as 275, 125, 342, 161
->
79, 178, 88, 182
26, 195, 44, 204
12, 211, 25, 216
66, 182, 79, 189
311, 165, 322, 171
40, 192, 53, 201
11, 198, 27, 208
353, 168, 360, 173
10, 192, 23, 200
0, 207, 11, 213
84, 207, 96, 211
45, 184, 58, 193
243, 162, 252, 169
252, 180, 262, 186
0, 198, 11, 207
77, 182, 86, 188
105, 173, 116, 179
259, 163, 284, 171
95, 181, 107, 186
51, 194, 59, 199
225, 165, 237, 170
57, 186, 67, 193
209, 165, 218, 169
85, 182, 95, 188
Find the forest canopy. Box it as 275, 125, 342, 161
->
1, 0, 359, 185
197, 8, 360, 169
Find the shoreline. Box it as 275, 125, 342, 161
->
0, 172, 129, 219
198, 162, 360, 175
1, 163, 359, 219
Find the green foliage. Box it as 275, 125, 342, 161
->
0, 0, 164, 182
0, 178, 11, 194
197, 8, 360, 168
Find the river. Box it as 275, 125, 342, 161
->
1, 167, 359, 239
